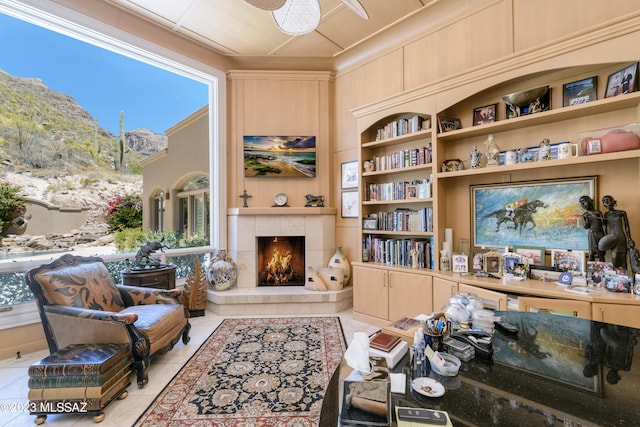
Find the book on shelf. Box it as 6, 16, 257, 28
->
369, 331, 401, 352
28, 344, 130, 378
28, 354, 130, 389
28, 366, 131, 400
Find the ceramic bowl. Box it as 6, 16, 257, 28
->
502, 86, 549, 105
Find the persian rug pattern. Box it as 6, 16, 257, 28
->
134, 316, 346, 426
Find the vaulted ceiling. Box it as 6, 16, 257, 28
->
105, 0, 431, 59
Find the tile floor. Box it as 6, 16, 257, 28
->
0, 309, 377, 427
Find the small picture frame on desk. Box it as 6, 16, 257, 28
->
551, 249, 586, 273
529, 264, 560, 282
484, 251, 501, 273
406, 184, 417, 199
452, 254, 468, 273
470, 247, 489, 272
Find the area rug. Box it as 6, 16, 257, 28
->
134, 316, 347, 426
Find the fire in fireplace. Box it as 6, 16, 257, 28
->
257, 236, 305, 286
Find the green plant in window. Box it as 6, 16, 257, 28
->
0, 183, 26, 236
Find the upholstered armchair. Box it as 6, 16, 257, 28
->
25, 254, 191, 387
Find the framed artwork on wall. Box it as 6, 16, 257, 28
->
341, 161, 359, 189
243, 135, 316, 178
605, 62, 638, 98
471, 177, 596, 250
341, 191, 359, 218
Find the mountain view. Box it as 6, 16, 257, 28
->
0, 69, 167, 224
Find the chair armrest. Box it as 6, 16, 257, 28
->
118, 285, 183, 306
43, 304, 138, 324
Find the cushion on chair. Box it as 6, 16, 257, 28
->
33, 260, 126, 312
119, 304, 187, 350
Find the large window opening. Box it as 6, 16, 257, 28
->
0, 1, 226, 322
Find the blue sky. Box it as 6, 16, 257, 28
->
0, 13, 209, 135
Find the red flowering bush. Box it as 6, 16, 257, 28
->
105, 193, 142, 232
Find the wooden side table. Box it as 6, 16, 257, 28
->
121, 264, 177, 290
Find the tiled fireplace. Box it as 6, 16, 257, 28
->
207, 207, 352, 315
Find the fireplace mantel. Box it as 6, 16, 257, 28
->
228, 207, 337, 216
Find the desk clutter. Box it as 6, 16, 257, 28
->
27, 343, 132, 424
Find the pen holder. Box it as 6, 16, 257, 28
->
425, 333, 444, 352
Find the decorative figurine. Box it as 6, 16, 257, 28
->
601, 195, 632, 269
519, 147, 534, 162
484, 134, 500, 166
470, 145, 482, 168
239, 189, 252, 208
580, 195, 606, 261
134, 239, 169, 268
304, 194, 325, 207
538, 138, 552, 161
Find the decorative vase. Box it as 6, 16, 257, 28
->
328, 246, 350, 284
207, 249, 237, 291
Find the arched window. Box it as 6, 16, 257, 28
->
178, 176, 209, 239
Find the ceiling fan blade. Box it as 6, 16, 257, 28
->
272, 0, 321, 35
340, 0, 368, 20
245, 0, 286, 11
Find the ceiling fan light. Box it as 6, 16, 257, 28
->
340, 0, 368, 20
272, 0, 321, 35
244, 0, 286, 11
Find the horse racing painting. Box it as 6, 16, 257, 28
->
471, 177, 596, 250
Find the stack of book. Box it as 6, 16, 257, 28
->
28, 343, 132, 415
369, 331, 408, 368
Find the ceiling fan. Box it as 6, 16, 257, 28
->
245, 0, 369, 35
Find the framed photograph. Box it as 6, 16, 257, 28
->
529, 264, 561, 282
469, 247, 490, 272
472, 103, 497, 126
471, 177, 596, 250
341, 191, 359, 218
551, 249, 586, 273
503, 254, 521, 275
438, 117, 461, 133
362, 217, 378, 230
512, 263, 529, 279
513, 246, 545, 266
563, 76, 597, 107
452, 254, 468, 273
243, 135, 316, 178
484, 251, 501, 273
341, 161, 359, 189
587, 261, 614, 287
605, 62, 638, 98
406, 184, 418, 199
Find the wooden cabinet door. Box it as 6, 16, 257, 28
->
592, 303, 640, 328
519, 297, 591, 320
432, 277, 458, 312
389, 271, 433, 321
459, 283, 509, 311
353, 265, 388, 320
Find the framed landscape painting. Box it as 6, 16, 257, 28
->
243, 136, 316, 178
471, 177, 596, 250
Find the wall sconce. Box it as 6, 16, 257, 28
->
164, 189, 170, 200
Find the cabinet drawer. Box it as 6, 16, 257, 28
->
519, 297, 591, 319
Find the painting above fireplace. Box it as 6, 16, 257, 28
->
257, 236, 305, 286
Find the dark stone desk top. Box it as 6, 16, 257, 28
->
323, 311, 640, 426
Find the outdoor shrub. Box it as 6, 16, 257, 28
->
0, 183, 25, 236
105, 193, 142, 232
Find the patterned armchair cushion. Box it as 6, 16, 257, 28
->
32, 260, 126, 312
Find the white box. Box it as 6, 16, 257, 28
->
369, 340, 408, 368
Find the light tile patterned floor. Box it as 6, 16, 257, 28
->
0, 310, 377, 427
